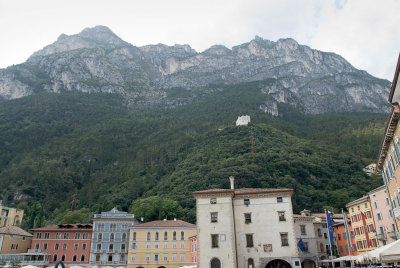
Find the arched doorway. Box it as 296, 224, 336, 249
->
302, 259, 316, 268
248, 258, 255, 268
211, 258, 221, 268
266, 259, 292, 268
158, 266, 166, 268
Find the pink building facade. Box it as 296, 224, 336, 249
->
368, 186, 396, 246
189, 235, 197, 266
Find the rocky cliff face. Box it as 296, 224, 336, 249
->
0, 26, 391, 114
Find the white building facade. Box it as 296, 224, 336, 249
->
193, 178, 300, 268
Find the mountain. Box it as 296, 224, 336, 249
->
0, 26, 391, 114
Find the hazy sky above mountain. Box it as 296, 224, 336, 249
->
0, 0, 399, 80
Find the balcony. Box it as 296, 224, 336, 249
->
393, 208, 400, 220
377, 232, 386, 240
388, 231, 397, 239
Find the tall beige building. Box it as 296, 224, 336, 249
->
0, 201, 24, 227
193, 177, 300, 268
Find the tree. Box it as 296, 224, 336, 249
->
130, 196, 184, 222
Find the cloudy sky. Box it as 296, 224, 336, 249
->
0, 0, 399, 80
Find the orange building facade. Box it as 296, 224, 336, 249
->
31, 224, 92, 265
333, 221, 356, 257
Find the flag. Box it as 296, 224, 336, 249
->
361, 212, 372, 248
326, 210, 335, 246
298, 238, 306, 251
342, 209, 352, 254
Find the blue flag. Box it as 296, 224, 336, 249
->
326, 210, 335, 246
298, 238, 306, 251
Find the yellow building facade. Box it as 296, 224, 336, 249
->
0, 226, 32, 254
0, 201, 24, 227
346, 196, 378, 255
127, 219, 196, 268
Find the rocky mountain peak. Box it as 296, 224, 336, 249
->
29, 25, 127, 59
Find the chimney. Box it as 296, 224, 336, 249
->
140, 217, 144, 222
229, 176, 235, 190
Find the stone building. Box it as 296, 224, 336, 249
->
293, 214, 318, 268
193, 176, 300, 268
0, 200, 24, 227
127, 219, 196, 268
0, 226, 32, 254
90, 208, 140, 266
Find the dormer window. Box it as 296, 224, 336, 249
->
210, 198, 217, 204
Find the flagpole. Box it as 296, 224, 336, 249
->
342, 209, 353, 268
325, 210, 334, 268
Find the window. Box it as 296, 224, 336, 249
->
43, 243, 48, 250
146, 242, 150, 249
300, 225, 306, 235
147, 232, 151, 241
164, 231, 168, 240
73, 255, 77, 262
163, 253, 168, 261
53, 254, 57, 262
63, 233, 69, 239
131, 254, 136, 261
155, 232, 159, 241
36, 233, 42, 239
280, 233, 289, 246
210, 198, 217, 204
132, 232, 136, 241
172, 253, 177, 261
108, 254, 113, 262
246, 234, 254, 247
81, 255, 85, 262
338, 234, 341, 241
83, 233, 88, 239
181, 231, 184, 240
55, 243, 59, 250
75, 233, 81, 239
173, 241, 177, 248
97, 243, 101, 250
173, 231, 177, 240
377, 213, 383, 221
374, 202, 378, 209
211, 212, 218, 223
211, 234, 219, 248
324, 233, 328, 239
62, 243, 67, 250
146, 254, 151, 261
164, 241, 168, 248
277, 197, 283, 203
82, 243, 87, 250
278, 211, 286, 221
121, 243, 126, 250
248, 258, 255, 268
244, 199, 250, 206
61, 255, 65, 261
74, 243, 78, 250
245, 213, 252, 224
44, 233, 50, 239
131, 243, 137, 249
122, 233, 127, 241
154, 254, 159, 261
11, 244, 18, 250
343, 232, 347, 240
155, 242, 159, 248
110, 233, 114, 241
98, 233, 102, 241
180, 253, 185, 261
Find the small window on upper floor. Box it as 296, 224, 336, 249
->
277, 197, 283, 203
244, 213, 251, 224
211, 212, 218, 223
244, 199, 250, 206
210, 198, 217, 204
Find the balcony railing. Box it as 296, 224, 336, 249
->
388, 231, 397, 239
393, 208, 400, 220
377, 232, 386, 240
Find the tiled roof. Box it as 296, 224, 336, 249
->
131, 220, 196, 228
31, 224, 93, 231
193, 188, 293, 195
293, 214, 314, 219
311, 213, 345, 219
0, 226, 32, 237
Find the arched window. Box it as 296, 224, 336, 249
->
211, 258, 221, 268
53, 254, 57, 262
98, 233, 102, 240
248, 258, 254, 268
73, 255, 77, 262
61, 255, 66, 261
81, 255, 85, 262
122, 233, 127, 241
110, 233, 115, 241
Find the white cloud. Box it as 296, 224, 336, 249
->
0, 0, 398, 80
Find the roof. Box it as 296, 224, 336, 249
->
130, 220, 196, 228
346, 195, 370, 208
293, 214, 314, 219
193, 188, 293, 196
377, 105, 400, 170
368, 185, 386, 195
0, 226, 32, 237
31, 224, 93, 231
311, 213, 345, 219
388, 52, 400, 104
